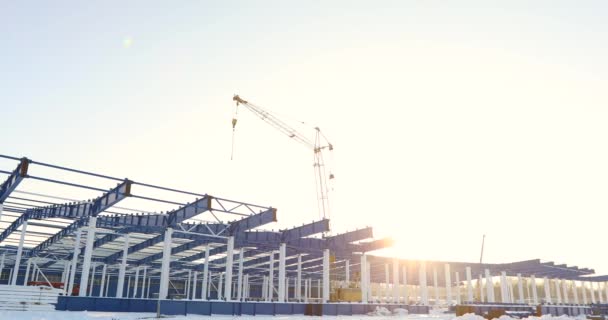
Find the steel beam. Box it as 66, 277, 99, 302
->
0, 158, 29, 203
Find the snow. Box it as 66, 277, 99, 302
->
0, 311, 592, 320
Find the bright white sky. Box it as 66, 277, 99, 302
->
1, 1, 607, 274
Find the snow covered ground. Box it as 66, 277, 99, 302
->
0, 311, 591, 320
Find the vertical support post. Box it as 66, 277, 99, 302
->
158, 228, 172, 300
186, 270, 192, 300
419, 261, 428, 306
322, 249, 330, 303
485, 269, 494, 302
0, 253, 5, 278
555, 279, 563, 303
500, 271, 508, 303
192, 271, 198, 300
88, 263, 96, 296
590, 282, 597, 303
573, 280, 579, 304
237, 250, 243, 301
455, 272, 461, 305
582, 281, 588, 304
133, 266, 140, 298
126, 276, 131, 297
517, 274, 525, 303
361, 253, 368, 303
303, 277, 308, 302
393, 259, 400, 304
99, 264, 107, 297
105, 275, 111, 297
218, 273, 224, 300
116, 234, 130, 298
562, 279, 569, 304
445, 264, 452, 305
11, 220, 28, 285
141, 266, 147, 299
146, 274, 151, 298
384, 263, 390, 303
79, 216, 97, 296
297, 254, 302, 301
202, 245, 210, 300
345, 259, 350, 284
268, 251, 275, 301
466, 267, 473, 302
67, 229, 82, 296
478, 275, 485, 302
23, 259, 31, 286
278, 243, 286, 302
402, 265, 408, 304
317, 278, 321, 300
433, 267, 439, 305
597, 282, 603, 303
367, 262, 372, 302
531, 275, 538, 304
224, 236, 235, 301
543, 277, 552, 303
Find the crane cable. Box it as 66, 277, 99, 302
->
231, 101, 239, 160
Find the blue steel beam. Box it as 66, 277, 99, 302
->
102, 223, 229, 264
181, 219, 329, 268
0, 180, 131, 245
133, 208, 277, 266
95, 196, 212, 263
25, 181, 132, 258
0, 157, 29, 203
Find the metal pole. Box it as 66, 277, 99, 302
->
192, 271, 198, 300
11, 220, 28, 285
445, 264, 452, 305
466, 267, 473, 302
237, 251, 244, 301
361, 253, 367, 303
79, 216, 97, 296
419, 261, 428, 305
322, 249, 330, 303
485, 269, 494, 302
23, 259, 31, 286
267, 252, 274, 301
67, 229, 82, 295
402, 265, 408, 304
531, 275, 538, 304
297, 254, 302, 301
141, 266, 147, 299
88, 263, 96, 296
202, 245, 210, 300
158, 228, 173, 299
116, 234, 130, 298
543, 277, 552, 303
224, 236, 234, 301
133, 266, 140, 298
99, 264, 107, 297
393, 259, 400, 303
278, 243, 286, 302
517, 274, 525, 303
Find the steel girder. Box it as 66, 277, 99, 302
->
0, 180, 131, 247
0, 157, 29, 203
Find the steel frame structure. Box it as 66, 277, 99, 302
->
0, 154, 605, 306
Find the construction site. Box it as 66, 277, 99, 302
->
1, 96, 608, 318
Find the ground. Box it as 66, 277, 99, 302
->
0, 311, 590, 320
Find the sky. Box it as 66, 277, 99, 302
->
1, 1, 608, 273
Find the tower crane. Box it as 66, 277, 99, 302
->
231, 94, 335, 221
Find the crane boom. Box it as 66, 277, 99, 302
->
232, 94, 334, 220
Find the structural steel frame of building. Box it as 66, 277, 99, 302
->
0, 154, 605, 305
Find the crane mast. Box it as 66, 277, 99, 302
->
232, 95, 334, 220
